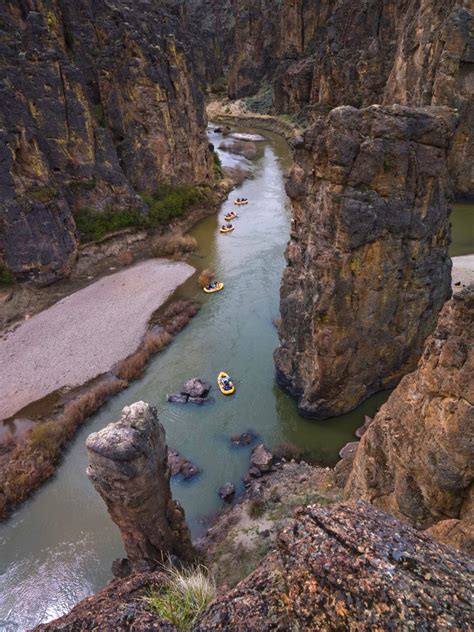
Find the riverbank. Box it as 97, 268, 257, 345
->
452, 254, 474, 287
0, 179, 232, 331
207, 99, 302, 141
0, 256, 204, 519
0, 260, 194, 421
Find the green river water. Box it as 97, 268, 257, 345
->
0, 126, 472, 630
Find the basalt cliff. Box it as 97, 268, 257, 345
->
201, 0, 473, 415
346, 284, 473, 555
0, 0, 212, 286
274, 104, 457, 417
215, 0, 473, 197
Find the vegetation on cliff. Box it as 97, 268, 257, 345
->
74, 184, 213, 242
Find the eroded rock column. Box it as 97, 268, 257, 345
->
86, 401, 196, 571
275, 104, 458, 418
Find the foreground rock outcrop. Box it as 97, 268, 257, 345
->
36, 501, 474, 631
197, 501, 473, 630
0, 0, 212, 285
346, 285, 473, 554
86, 401, 196, 571
275, 104, 457, 418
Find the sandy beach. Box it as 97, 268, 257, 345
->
452, 254, 474, 288
0, 260, 194, 420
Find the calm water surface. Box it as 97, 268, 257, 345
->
0, 127, 472, 630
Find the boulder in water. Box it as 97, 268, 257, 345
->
251, 444, 274, 473
181, 377, 211, 398
219, 482, 236, 502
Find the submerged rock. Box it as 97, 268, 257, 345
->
275, 104, 457, 418
346, 287, 474, 553
230, 431, 258, 446
218, 483, 236, 502
86, 402, 196, 571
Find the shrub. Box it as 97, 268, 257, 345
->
116, 331, 172, 381
272, 441, 303, 462
213, 151, 223, 179
242, 83, 274, 115
29, 421, 63, 455
29, 185, 58, 203
116, 250, 134, 266
74, 184, 212, 243
145, 564, 216, 631
0, 264, 15, 285
142, 184, 210, 227
198, 268, 213, 289
93, 103, 106, 127
153, 233, 198, 257
247, 498, 266, 519
162, 300, 200, 336
74, 207, 143, 242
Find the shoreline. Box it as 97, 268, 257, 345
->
207, 99, 302, 141
0, 260, 194, 422
0, 179, 232, 332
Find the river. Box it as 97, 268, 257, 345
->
0, 126, 472, 630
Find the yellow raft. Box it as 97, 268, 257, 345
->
224, 212, 237, 221
220, 225, 234, 233
217, 371, 235, 395
203, 282, 224, 294
234, 200, 248, 206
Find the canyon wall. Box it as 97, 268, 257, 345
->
221, 0, 472, 197
0, 0, 212, 285
346, 286, 473, 554
274, 104, 457, 418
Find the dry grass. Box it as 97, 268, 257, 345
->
145, 564, 216, 631
163, 300, 200, 336
0, 303, 199, 519
0, 378, 126, 519
153, 233, 198, 257
116, 250, 134, 266
272, 441, 303, 462
116, 331, 172, 381
198, 269, 214, 289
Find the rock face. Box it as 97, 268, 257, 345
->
34, 571, 177, 632
274, 104, 457, 418
35, 501, 473, 631
218, 0, 473, 196
346, 286, 474, 554
196, 502, 473, 630
0, 1, 212, 285
86, 401, 196, 571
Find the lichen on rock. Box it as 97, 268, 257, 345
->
346, 285, 474, 554
275, 104, 458, 418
